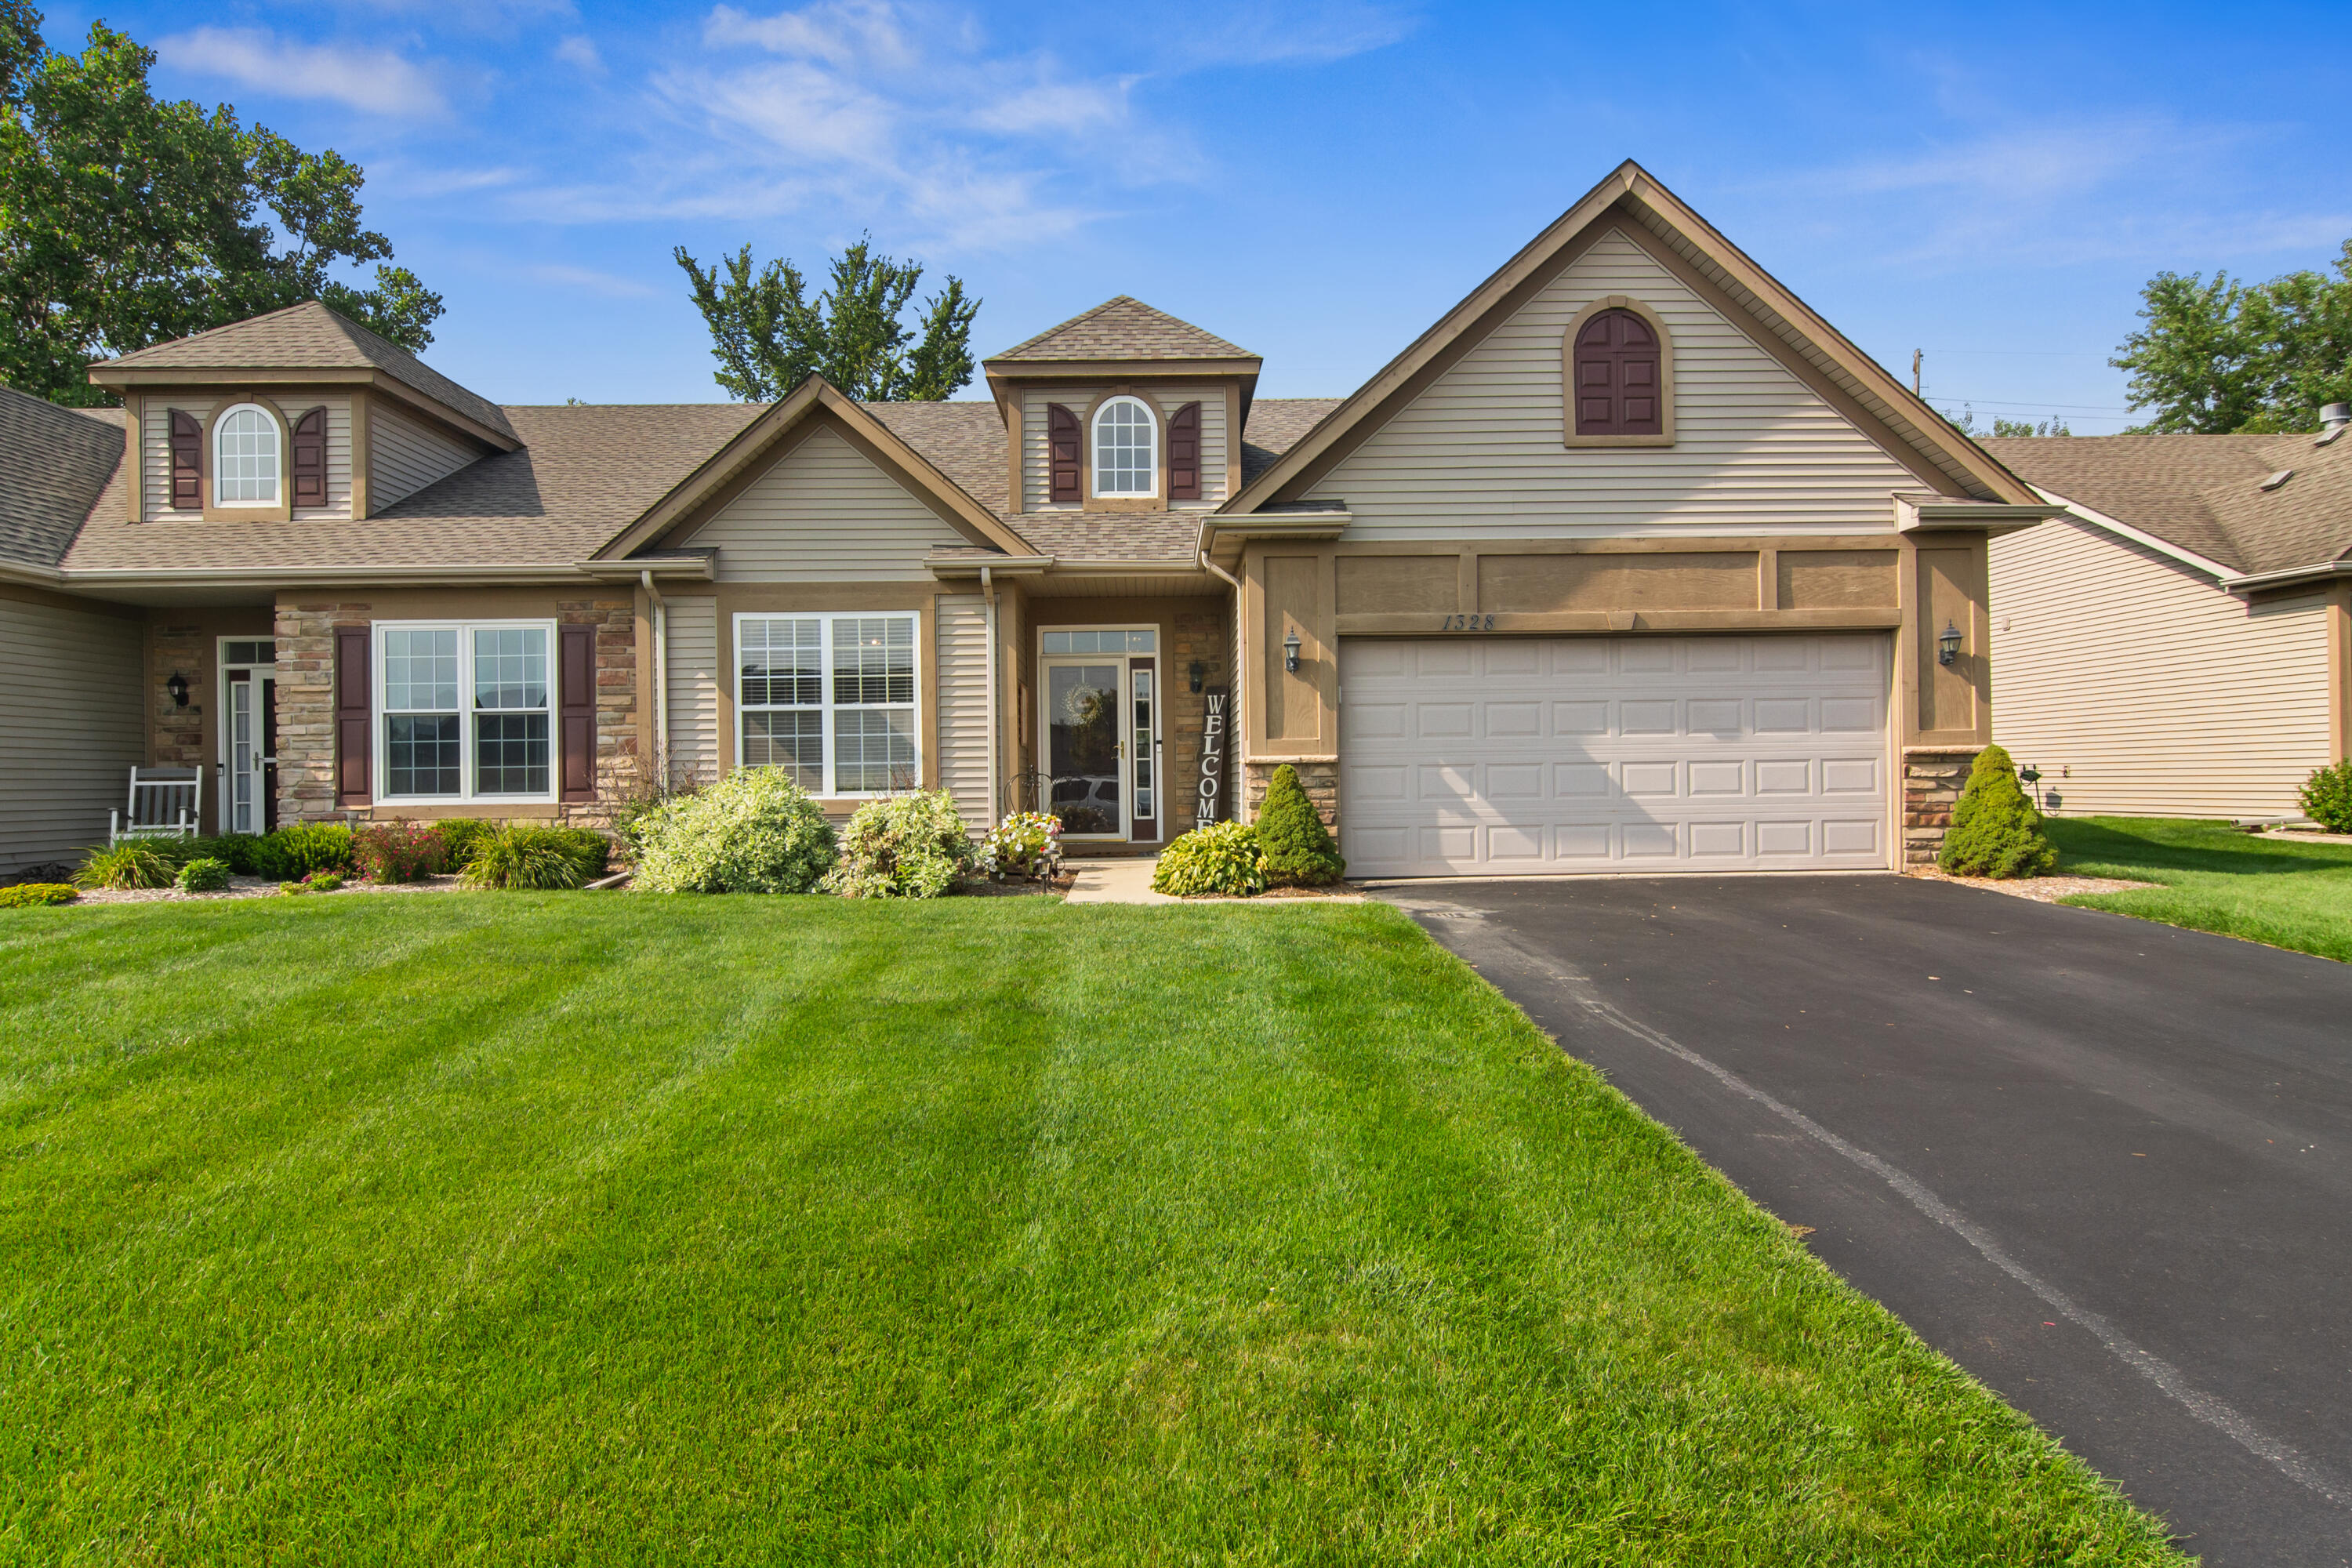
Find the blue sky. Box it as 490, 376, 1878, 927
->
53, 0, 2352, 427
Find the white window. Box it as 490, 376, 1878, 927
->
212, 403, 281, 506
1091, 396, 1156, 498
737, 613, 919, 795
376, 621, 555, 802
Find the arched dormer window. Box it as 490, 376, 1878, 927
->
212, 403, 282, 506
1563, 297, 1673, 445
1091, 396, 1156, 499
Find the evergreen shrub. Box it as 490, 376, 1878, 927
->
1938, 743, 2057, 880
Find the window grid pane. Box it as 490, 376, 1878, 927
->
741, 617, 822, 707
833, 708, 916, 794
383, 629, 459, 712
387, 714, 461, 797
473, 627, 548, 710
742, 710, 823, 791
215, 408, 280, 503
832, 618, 914, 706
475, 712, 550, 795
1092, 400, 1154, 496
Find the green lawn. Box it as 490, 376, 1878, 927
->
2048, 815, 2352, 962
1, 895, 2178, 1564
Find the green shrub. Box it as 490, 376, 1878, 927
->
74, 844, 172, 890
180, 833, 266, 875
460, 824, 588, 891
633, 767, 838, 894
279, 869, 346, 895
823, 791, 975, 898
1151, 821, 1269, 898
2301, 758, 2352, 833
353, 821, 446, 883
0, 883, 77, 907
175, 857, 233, 892
1254, 764, 1345, 887
251, 822, 354, 880
1939, 743, 2058, 880
434, 816, 494, 871
548, 826, 612, 880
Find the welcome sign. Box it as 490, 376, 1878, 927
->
1197, 686, 1229, 825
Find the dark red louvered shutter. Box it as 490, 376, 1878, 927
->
336, 626, 372, 807
1573, 309, 1662, 436
169, 409, 202, 509
1047, 404, 1080, 503
1167, 401, 1201, 501
292, 406, 328, 506
559, 623, 596, 802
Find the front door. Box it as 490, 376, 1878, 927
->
1043, 659, 1124, 838
224, 666, 278, 835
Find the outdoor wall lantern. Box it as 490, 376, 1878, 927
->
1936, 620, 1964, 666
1189, 659, 1206, 694
165, 671, 190, 707
1283, 629, 1302, 673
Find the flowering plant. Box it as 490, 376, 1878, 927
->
822, 790, 975, 898
353, 820, 446, 883
978, 810, 1062, 880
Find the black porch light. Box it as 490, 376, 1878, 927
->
165, 670, 190, 707
1282, 629, 1303, 673
1188, 659, 1206, 694
1936, 619, 1964, 667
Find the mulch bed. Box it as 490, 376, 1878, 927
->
66, 875, 466, 906
1912, 869, 2157, 903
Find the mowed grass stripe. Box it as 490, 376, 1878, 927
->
0, 895, 2180, 1564
2048, 815, 2352, 963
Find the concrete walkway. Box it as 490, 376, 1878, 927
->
1061, 858, 1178, 905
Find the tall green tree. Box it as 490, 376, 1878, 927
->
0, 6, 442, 406
674, 234, 978, 402
2111, 245, 2352, 433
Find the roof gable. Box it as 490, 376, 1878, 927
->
90, 301, 517, 445
1225, 161, 2037, 514
987, 297, 1255, 365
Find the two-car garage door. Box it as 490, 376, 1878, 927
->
1339, 634, 1890, 877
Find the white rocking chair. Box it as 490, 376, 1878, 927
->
111, 766, 202, 845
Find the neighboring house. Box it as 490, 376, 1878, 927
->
1984, 420, 2352, 818
0, 161, 2050, 880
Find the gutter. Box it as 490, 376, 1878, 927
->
0, 560, 67, 588
31, 558, 717, 591
2216, 561, 2352, 593
641, 570, 669, 777
1197, 552, 1243, 592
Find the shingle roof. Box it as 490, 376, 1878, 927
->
1242, 398, 1342, 485
63, 403, 762, 573
858, 400, 1007, 515
0, 389, 124, 569
987, 297, 1255, 364
1984, 431, 2352, 577
93, 301, 517, 442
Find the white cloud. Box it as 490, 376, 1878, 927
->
159, 27, 448, 118
554, 35, 605, 75
523, 262, 657, 297
1167, 0, 1417, 67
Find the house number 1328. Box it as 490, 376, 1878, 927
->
1440, 614, 1496, 631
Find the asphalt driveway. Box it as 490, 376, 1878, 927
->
1377, 874, 2352, 1567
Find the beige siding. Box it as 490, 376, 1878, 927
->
684, 425, 967, 581
1988, 517, 2333, 817
141, 396, 354, 521
1308, 229, 1918, 538
665, 594, 720, 787
0, 593, 145, 874
372, 401, 479, 509
1019, 386, 1229, 512
935, 592, 993, 828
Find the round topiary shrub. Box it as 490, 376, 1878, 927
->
1938, 743, 2057, 880
822, 790, 975, 898
251, 822, 354, 880
2300, 758, 2352, 833
1254, 764, 1345, 887
632, 767, 839, 894
1151, 821, 1269, 898
175, 856, 233, 892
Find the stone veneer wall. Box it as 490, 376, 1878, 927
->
1240, 759, 1339, 837
147, 619, 209, 770
1901, 746, 1981, 869
274, 595, 639, 826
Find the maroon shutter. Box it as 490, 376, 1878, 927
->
559, 623, 596, 802
292, 406, 328, 506
1167, 401, 1201, 501
336, 626, 372, 807
169, 409, 202, 509
1047, 404, 1081, 503
1573, 309, 1662, 435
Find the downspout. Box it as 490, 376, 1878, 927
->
982, 566, 1000, 822
641, 570, 668, 782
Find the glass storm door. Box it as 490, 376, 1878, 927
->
1044, 661, 1123, 838
1128, 659, 1156, 840
226, 669, 278, 834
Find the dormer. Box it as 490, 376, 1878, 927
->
85, 301, 517, 524
981, 297, 1261, 514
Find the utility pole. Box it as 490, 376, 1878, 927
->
1912, 349, 1922, 397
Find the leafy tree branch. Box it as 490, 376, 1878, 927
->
674, 234, 978, 402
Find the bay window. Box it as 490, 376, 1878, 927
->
377, 621, 555, 802
738, 613, 919, 795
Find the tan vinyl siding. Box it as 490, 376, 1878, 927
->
935, 592, 992, 828
371, 401, 479, 509
684, 425, 966, 581
665, 593, 720, 787
1308, 229, 1918, 538
1020, 386, 1229, 511
1988, 516, 2333, 817
142, 396, 210, 522
0, 593, 144, 873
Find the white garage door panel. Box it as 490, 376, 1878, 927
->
1339, 634, 1889, 877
